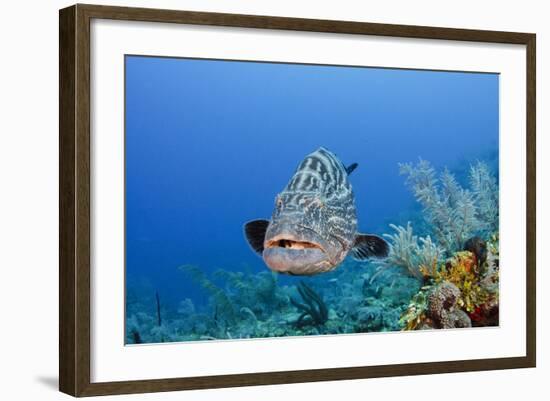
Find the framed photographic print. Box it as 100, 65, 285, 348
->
59, 4, 536, 397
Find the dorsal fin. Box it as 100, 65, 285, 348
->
346, 163, 358, 175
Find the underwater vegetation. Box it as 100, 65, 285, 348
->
290, 281, 329, 328
126, 259, 420, 343
392, 160, 500, 331
398, 159, 498, 252
126, 159, 499, 344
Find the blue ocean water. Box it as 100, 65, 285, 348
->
125, 55, 499, 343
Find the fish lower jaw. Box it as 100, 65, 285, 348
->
262, 247, 332, 275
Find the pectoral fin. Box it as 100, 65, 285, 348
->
244, 219, 270, 255
351, 233, 389, 260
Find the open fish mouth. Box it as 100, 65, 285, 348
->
265, 235, 325, 252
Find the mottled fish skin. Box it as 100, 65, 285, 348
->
265, 148, 357, 274
244, 147, 388, 275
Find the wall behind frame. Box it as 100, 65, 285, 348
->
0, 0, 546, 400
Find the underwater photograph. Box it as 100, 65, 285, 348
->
125, 55, 499, 345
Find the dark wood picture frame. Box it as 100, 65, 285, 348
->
59, 3, 536, 397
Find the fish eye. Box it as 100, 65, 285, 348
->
275, 197, 283, 209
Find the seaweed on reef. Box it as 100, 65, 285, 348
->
178, 265, 297, 339
130, 328, 142, 344
179, 264, 236, 325
399, 159, 498, 253
290, 281, 328, 327
177, 298, 195, 316
373, 222, 443, 280
128, 258, 423, 341
255, 272, 281, 306
469, 161, 499, 234
155, 291, 162, 327
213, 269, 287, 318
399, 287, 430, 330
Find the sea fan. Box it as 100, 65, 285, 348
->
469, 161, 499, 234
373, 222, 444, 280
399, 159, 497, 253
179, 264, 236, 325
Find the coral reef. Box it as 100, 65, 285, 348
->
125, 158, 499, 343
400, 280, 475, 331
399, 244, 499, 331
399, 287, 430, 330
464, 236, 488, 272
125, 258, 421, 342
379, 159, 501, 332
426, 281, 471, 329
437, 251, 488, 313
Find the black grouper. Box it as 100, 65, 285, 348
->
244, 147, 389, 275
